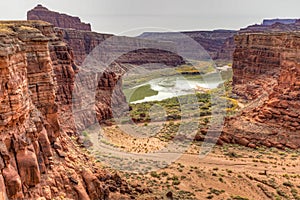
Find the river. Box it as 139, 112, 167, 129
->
130, 73, 224, 104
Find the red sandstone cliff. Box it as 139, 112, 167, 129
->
0, 21, 135, 200
27, 5, 186, 132
27, 5, 185, 67
222, 32, 300, 149
27, 5, 91, 31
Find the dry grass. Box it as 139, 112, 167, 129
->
95, 127, 300, 199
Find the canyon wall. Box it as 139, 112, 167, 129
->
27, 5, 185, 67
0, 21, 132, 200
55, 28, 112, 65
57, 28, 185, 66
27, 4, 91, 31
139, 30, 237, 61
182, 30, 236, 60
27, 5, 186, 132
27, 5, 300, 150
0, 21, 60, 199
222, 32, 300, 149
55, 28, 186, 131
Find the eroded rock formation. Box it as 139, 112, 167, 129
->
27, 5, 186, 132
27, 5, 185, 67
55, 29, 186, 131
0, 21, 134, 200
27, 4, 91, 31
57, 28, 185, 66
222, 32, 300, 149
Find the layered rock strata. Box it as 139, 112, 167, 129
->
27, 4, 91, 31
139, 30, 237, 61
57, 28, 185, 66
27, 5, 186, 132
0, 21, 133, 200
222, 32, 300, 149
27, 5, 185, 67
71, 33, 188, 131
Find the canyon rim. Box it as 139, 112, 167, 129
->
0, 2, 298, 200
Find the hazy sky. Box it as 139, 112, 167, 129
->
1, 0, 300, 36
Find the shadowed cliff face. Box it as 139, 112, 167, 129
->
0, 21, 134, 200
222, 32, 300, 149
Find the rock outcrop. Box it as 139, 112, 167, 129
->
56, 28, 113, 65
27, 5, 185, 135
27, 5, 185, 67
55, 29, 186, 131
222, 32, 300, 149
0, 21, 60, 198
27, 5, 186, 132
27, 4, 91, 31
0, 21, 132, 200
57, 28, 185, 66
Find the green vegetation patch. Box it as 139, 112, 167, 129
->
176, 60, 215, 75
128, 86, 237, 123
124, 84, 158, 103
